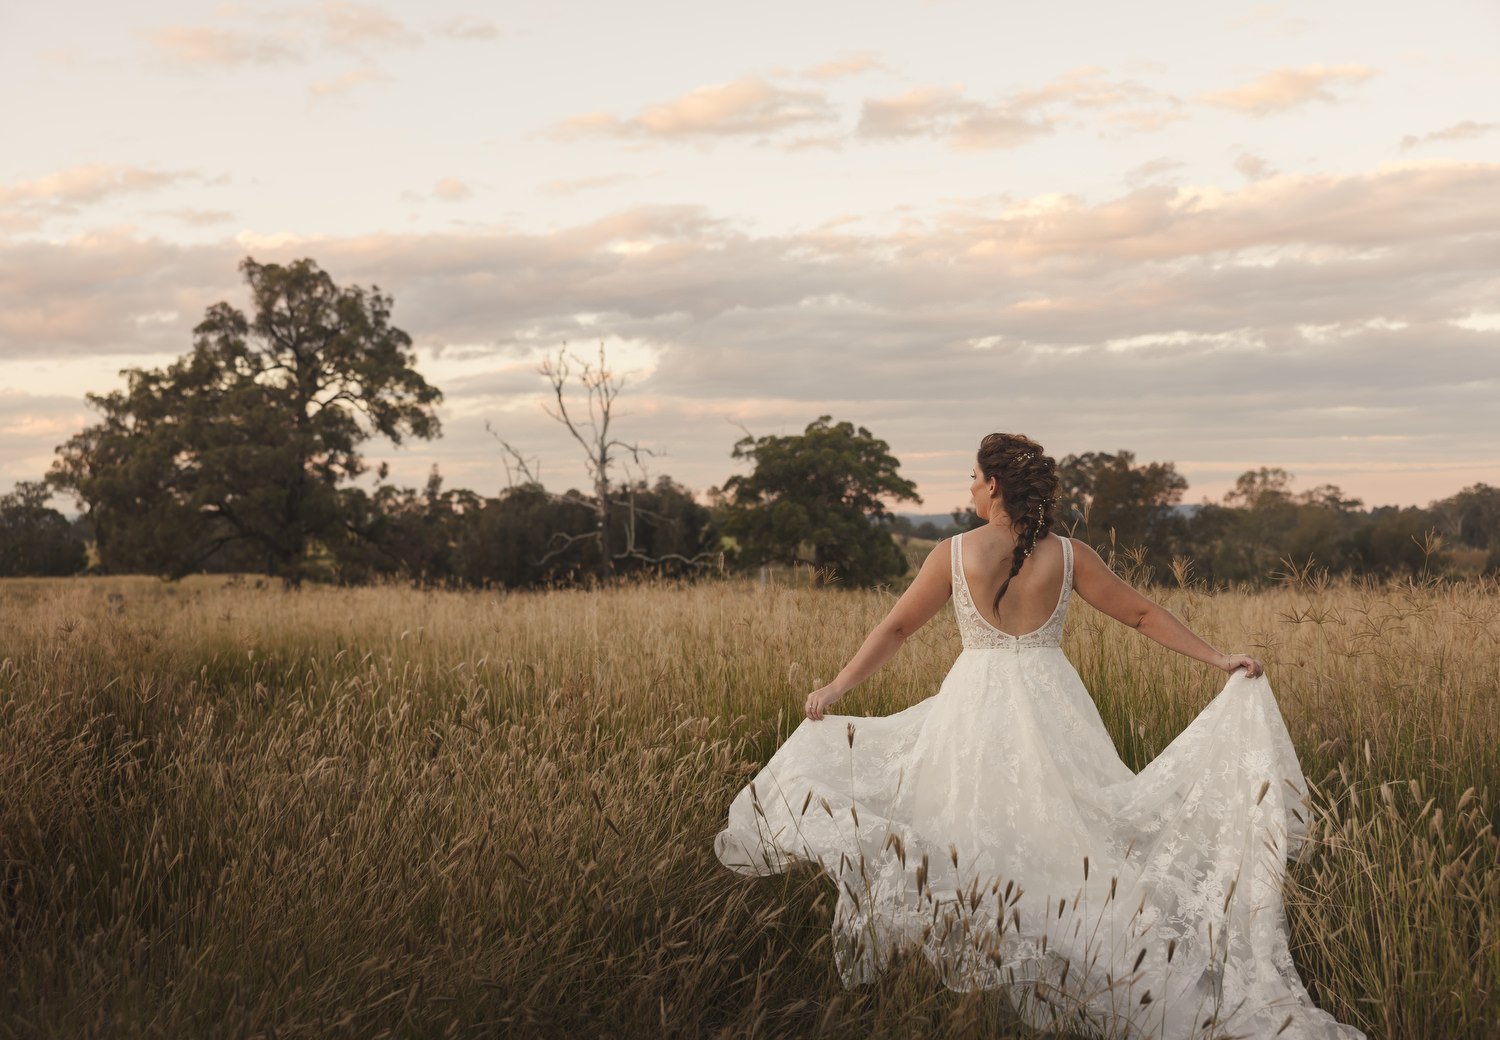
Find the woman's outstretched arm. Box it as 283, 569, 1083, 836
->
804, 538, 955, 720
1069, 538, 1263, 677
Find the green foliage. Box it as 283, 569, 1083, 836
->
469, 475, 719, 589
0, 481, 86, 576
466, 483, 600, 588
1350, 506, 1448, 577
718, 415, 920, 587
19, 250, 1495, 590
46, 256, 443, 587
606, 474, 723, 576
1057, 450, 1189, 573
1436, 482, 1500, 550
326, 465, 483, 587
322, 472, 719, 589
1190, 480, 1462, 584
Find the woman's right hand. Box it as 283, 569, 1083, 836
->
1220, 653, 1264, 678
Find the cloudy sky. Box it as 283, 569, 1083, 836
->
4, 1, 1498, 519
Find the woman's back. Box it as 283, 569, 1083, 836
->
952, 529, 1070, 639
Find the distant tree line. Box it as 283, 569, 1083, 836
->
1041, 455, 1499, 585
2, 256, 1495, 588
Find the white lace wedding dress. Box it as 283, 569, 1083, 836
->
714, 534, 1367, 1039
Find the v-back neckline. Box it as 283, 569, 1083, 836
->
955, 531, 1070, 641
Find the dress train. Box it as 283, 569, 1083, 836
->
714, 534, 1366, 1040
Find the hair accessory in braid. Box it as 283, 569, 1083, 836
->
975, 433, 1060, 624
1023, 501, 1045, 558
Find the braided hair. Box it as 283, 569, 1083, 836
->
975, 433, 1060, 626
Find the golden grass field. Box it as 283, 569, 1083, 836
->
1, 551, 1496, 1038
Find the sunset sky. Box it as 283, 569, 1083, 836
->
3, 0, 1498, 518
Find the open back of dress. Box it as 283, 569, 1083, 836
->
714, 535, 1366, 1040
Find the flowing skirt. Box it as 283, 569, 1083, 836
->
713, 648, 1367, 1040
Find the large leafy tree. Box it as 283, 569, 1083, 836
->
47, 256, 442, 587
719, 414, 920, 587
1057, 450, 1189, 573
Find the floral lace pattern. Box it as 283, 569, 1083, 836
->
714, 535, 1366, 1039
951, 532, 1073, 650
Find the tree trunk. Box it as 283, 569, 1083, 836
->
595, 475, 613, 582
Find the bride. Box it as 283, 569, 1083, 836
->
714, 433, 1367, 1040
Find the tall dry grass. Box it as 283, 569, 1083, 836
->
0, 566, 1495, 1038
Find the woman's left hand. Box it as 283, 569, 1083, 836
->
1219, 653, 1265, 678
804, 683, 846, 721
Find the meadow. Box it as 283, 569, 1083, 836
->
0, 555, 1496, 1038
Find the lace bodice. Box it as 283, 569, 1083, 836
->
951, 532, 1073, 650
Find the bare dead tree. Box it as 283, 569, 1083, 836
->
487, 340, 716, 581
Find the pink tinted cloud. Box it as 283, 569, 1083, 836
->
147, 25, 303, 66
857, 68, 1182, 149
551, 66, 1183, 151
433, 177, 473, 202
541, 173, 641, 198
800, 51, 890, 81
1, 167, 1495, 514
308, 66, 390, 98
433, 14, 501, 41
1399, 120, 1498, 151
548, 76, 839, 142
317, 1, 420, 49
855, 85, 1048, 149
1199, 63, 1375, 115
0, 164, 211, 232
3, 160, 1498, 362
145, 2, 428, 70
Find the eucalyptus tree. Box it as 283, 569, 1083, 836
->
48, 256, 442, 587
719, 414, 921, 587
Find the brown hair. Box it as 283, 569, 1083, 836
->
975, 433, 1060, 624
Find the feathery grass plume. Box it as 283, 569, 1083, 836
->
1, 566, 1496, 1036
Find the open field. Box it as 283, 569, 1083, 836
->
1, 568, 1496, 1038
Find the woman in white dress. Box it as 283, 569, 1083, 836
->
714, 433, 1367, 1040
